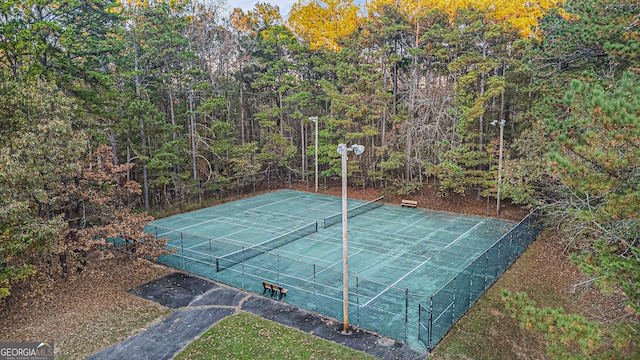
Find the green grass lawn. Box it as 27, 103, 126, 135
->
174, 312, 376, 360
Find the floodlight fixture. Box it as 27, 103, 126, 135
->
337, 143, 365, 155
352, 144, 365, 155
337, 143, 347, 154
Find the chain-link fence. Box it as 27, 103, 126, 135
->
149, 223, 411, 343
141, 192, 542, 351
417, 212, 543, 352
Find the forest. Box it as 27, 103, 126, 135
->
0, 0, 638, 348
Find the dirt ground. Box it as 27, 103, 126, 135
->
290, 182, 528, 222
0, 254, 173, 359
0, 185, 632, 359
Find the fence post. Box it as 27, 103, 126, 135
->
509, 229, 515, 264
484, 252, 489, 291
469, 264, 474, 305
428, 295, 434, 351
418, 302, 422, 345
452, 276, 456, 325
497, 241, 502, 280
405, 288, 409, 344
241, 247, 245, 289
313, 264, 317, 312
356, 276, 360, 326
209, 239, 213, 277
181, 233, 185, 270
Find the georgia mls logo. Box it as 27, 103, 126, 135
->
0, 341, 54, 360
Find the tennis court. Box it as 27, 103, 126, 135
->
146, 190, 532, 350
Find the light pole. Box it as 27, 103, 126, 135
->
337, 143, 365, 335
301, 120, 305, 182
491, 120, 505, 215
310, 117, 319, 193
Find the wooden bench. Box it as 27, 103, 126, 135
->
262, 281, 288, 300
401, 199, 418, 208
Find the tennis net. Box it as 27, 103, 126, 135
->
323, 196, 385, 228
216, 221, 318, 272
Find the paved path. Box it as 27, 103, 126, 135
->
87, 273, 426, 360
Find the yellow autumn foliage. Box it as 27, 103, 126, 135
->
364, 0, 566, 38
288, 0, 361, 51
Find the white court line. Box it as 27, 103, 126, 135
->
394, 215, 426, 234
444, 221, 484, 249
215, 217, 282, 232
309, 233, 432, 262
185, 227, 248, 249
350, 228, 450, 246
156, 218, 220, 237
305, 250, 364, 281
248, 195, 305, 211
268, 247, 336, 265
362, 258, 431, 307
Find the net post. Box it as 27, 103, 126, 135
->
277, 255, 280, 284
313, 264, 317, 312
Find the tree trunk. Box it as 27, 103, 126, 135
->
134, 40, 150, 212
189, 86, 197, 182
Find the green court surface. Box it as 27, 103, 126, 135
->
147, 189, 524, 350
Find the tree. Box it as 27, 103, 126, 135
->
545, 73, 640, 312
288, 0, 361, 52
0, 79, 169, 299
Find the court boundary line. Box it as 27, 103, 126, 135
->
215, 216, 287, 233
304, 250, 364, 281
304, 233, 433, 262
362, 258, 431, 307
248, 194, 306, 211
350, 227, 450, 246
394, 216, 427, 234
444, 221, 484, 249
156, 218, 220, 237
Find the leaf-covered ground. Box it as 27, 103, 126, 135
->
433, 230, 636, 359
0, 254, 173, 360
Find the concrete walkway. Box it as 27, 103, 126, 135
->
87, 273, 426, 360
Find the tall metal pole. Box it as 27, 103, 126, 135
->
301, 120, 305, 182
311, 117, 319, 193
496, 120, 505, 215
339, 143, 350, 334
